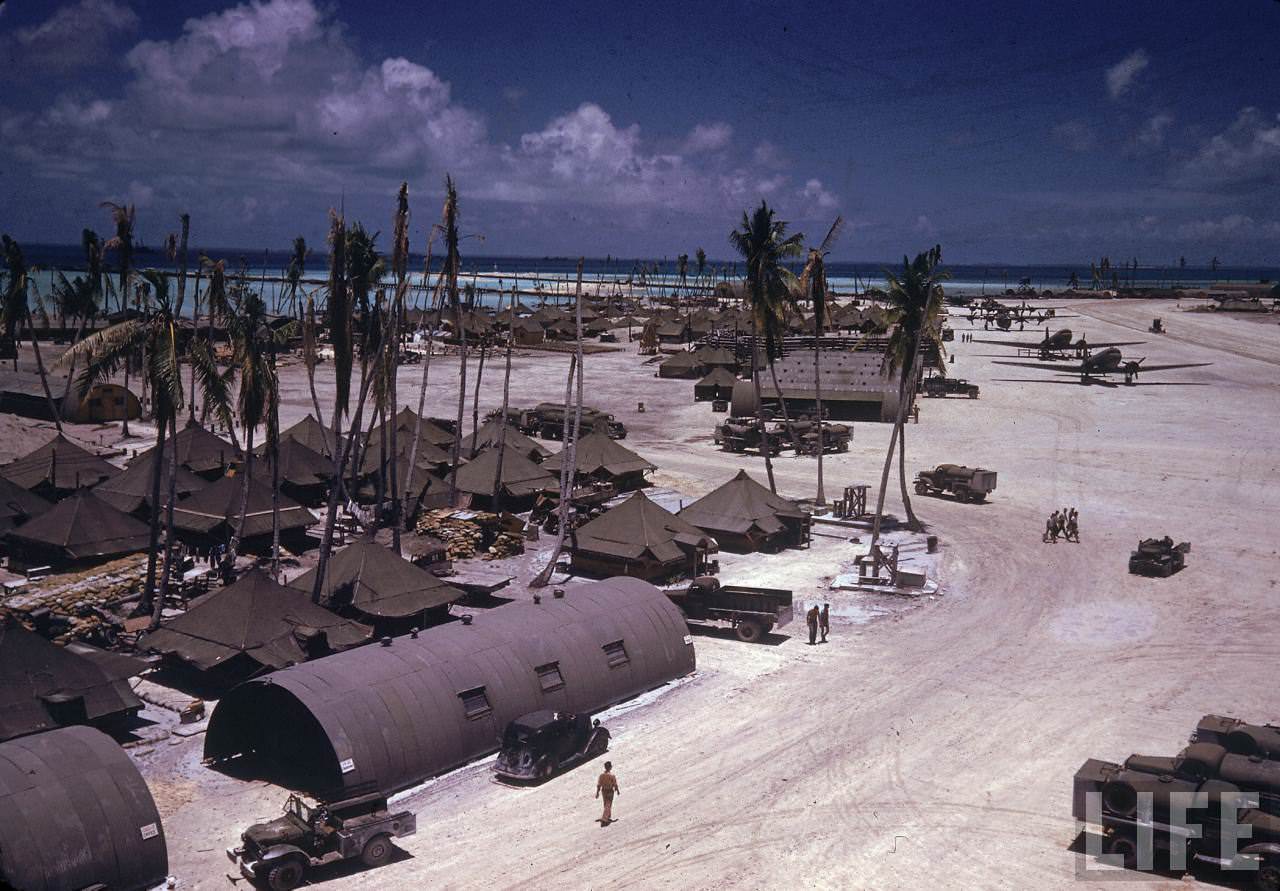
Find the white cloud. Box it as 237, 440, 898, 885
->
1180, 107, 1280, 190
1106, 49, 1149, 99
4, 0, 139, 72
800, 178, 838, 210
913, 214, 937, 236
684, 122, 733, 153
1137, 113, 1173, 147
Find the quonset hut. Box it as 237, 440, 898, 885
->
0, 726, 168, 891
205, 577, 695, 794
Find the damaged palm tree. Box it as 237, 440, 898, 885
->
795, 216, 843, 505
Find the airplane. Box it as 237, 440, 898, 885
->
973, 328, 1146, 360
993, 347, 1211, 385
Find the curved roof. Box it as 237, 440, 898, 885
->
573, 491, 711, 562
92, 450, 207, 515
678, 469, 806, 539
0, 726, 168, 891
0, 621, 144, 741
141, 569, 372, 671
171, 473, 316, 538
1, 435, 119, 492
4, 490, 151, 562
288, 539, 462, 619
543, 432, 655, 479
206, 576, 695, 794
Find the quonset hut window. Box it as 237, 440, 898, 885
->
536, 661, 565, 692
602, 640, 629, 668
458, 686, 492, 719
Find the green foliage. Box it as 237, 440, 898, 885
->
728, 201, 804, 357
881, 246, 949, 379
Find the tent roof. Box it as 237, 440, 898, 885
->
573, 491, 712, 563
142, 570, 371, 670
256, 437, 333, 487
289, 539, 461, 619
132, 419, 238, 474
0, 621, 144, 741
171, 474, 315, 538
280, 414, 343, 456
0, 476, 52, 529
544, 431, 655, 478
693, 346, 737, 365
660, 351, 702, 368
4, 490, 150, 561
458, 418, 552, 462
1, 435, 120, 492
678, 469, 806, 537
447, 446, 556, 498
92, 451, 206, 515
695, 367, 739, 388
390, 408, 455, 446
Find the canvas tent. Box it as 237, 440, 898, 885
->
658, 351, 705, 379
141, 570, 372, 680
280, 413, 342, 457
0, 476, 50, 533
170, 473, 316, 548
694, 367, 739, 401
457, 418, 552, 463
256, 437, 332, 505
693, 346, 737, 369
289, 538, 462, 633
446, 447, 557, 509
570, 490, 716, 582
4, 489, 151, 568
0, 620, 146, 742
543, 432, 655, 491
133, 419, 238, 479
1, 434, 119, 496
92, 450, 206, 516
678, 469, 811, 553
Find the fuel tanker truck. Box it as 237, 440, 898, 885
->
913, 464, 998, 503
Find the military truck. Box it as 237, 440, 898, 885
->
230, 790, 416, 890
714, 418, 784, 456
1129, 537, 1190, 577
913, 464, 997, 502
666, 576, 794, 643
921, 376, 980, 399
791, 419, 852, 454
1193, 715, 1280, 758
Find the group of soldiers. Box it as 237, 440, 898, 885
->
1043, 507, 1080, 543
805, 603, 831, 645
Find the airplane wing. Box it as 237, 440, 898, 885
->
992, 359, 1084, 373
1129, 362, 1213, 373
971, 339, 1057, 349
1080, 340, 1146, 348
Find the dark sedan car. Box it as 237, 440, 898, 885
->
493, 711, 610, 782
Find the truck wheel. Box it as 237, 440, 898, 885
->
267, 859, 305, 891
539, 757, 558, 780
360, 834, 394, 868
1104, 832, 1137, 865
914, 482, 928, 495
735, 620, 763, 643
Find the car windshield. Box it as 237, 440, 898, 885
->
286, 796, 313, 823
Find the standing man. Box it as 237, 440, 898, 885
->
819, 603, 831, 643
806, 604, 819, 645
596, 761, 620, 825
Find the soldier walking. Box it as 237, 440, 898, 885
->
596, 761, 620, 825
806, 604, 819, 645
819, 604, 830, 643
1043, 512, 1058, 543
1066, 507, 1080, 543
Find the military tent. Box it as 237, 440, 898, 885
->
91, 450, 206, 516
693, 345, 738, 369
256, 437, 332, 505
170, 473, 316, 549
446, 447, 557, 510
458, 417, 552, 463
543, 432, 655, 491
1, 434, 119, 497
678, 469, 811, 553
694, 367, 739, 402
0, 476, 51, 533
281, 413, 343, 457
4, 490, 150, 568
140, 570, 372, 680
570, 491, 716, 582
658, 351, 705, 379
132, 418, 238, 479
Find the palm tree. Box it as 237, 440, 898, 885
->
491, 282, 517, 510
403, 225, 444, 523
101, 202, 136, 435
2, 236, 63, 429
728, 201, 805, 493
285, 237, 308, 319
440, 177, 469, 503
796, 216, 844, 505
532, 260, 584, 588
695, 247, 707, 292
60, 269, 190, 621
869, 247, 949, 550
387, 183, 410, 553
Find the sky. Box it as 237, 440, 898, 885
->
1, 0, 1279, 264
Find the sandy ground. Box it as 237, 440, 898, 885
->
8, 298, 1279, 889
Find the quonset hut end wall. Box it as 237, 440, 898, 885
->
0, 726, 168, 891
205, 576, 695, 794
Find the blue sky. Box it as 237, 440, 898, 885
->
2, 0, 1279, 263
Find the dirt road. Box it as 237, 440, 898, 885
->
155, 299, 1278, 889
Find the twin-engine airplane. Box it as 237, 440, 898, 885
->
974, 328, 1145, 360
994, 347, 1211, 385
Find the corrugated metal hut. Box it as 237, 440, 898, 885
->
0, 620, 145, 742
658, 351, 705, 379
3, 490, 151, 569
205, 576, 695, 794
570, 491, 716, 582
91, 450, 206, 516
288, 538, 462, 635
678, 469, 810, 553
0, 726, 168, 891
170, 474, 316, 551
1, 434, 120, 497
543, 431, 655, 492
0, 476, 51, 533
140, 569, 372, 682
694, 367, 739, 401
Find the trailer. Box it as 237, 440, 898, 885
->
913, 464, 997, 502
666, 576, 793, 643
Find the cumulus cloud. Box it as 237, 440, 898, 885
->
0, 0, 837, 246
1106, 49, 1149, 99
4, 0, 139, 73
1179, 107, 1280, 190
1137, 113, 1174, 148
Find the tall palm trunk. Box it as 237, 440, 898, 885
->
469, 336, 487, 458
492, 286, 515, 510
814, 339, 825, 504
448, 300, 468, 503
749, 325, 777, 493
269, 355, 282, 579
532, 261, 584, 587
223, 424, 254, 579
404, 246, 441, 521
27, 320, 63, 433
139, 406, 167, 613
387, 286, 403, 554
767, 358, 799, 454
153, 410, 180, 629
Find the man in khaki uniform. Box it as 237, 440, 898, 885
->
806, 605, 819, 645
596, 761, 620, 825
819, 603, 830, 643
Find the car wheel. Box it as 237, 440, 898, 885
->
267, 859, 305, 891
360, 833, 393, 868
